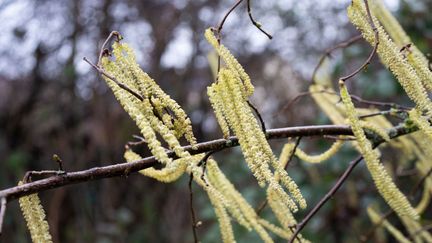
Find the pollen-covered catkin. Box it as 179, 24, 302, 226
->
205, 28, 254, 96
124, 149, 194, 183
207, 159, 277, 242
188, 162, 237, 243
295, 140, 344, 163
370, 0, 432, 91
339, 80, 418, 220
207, 85, 231, 138
408, 109, 432, 140
359, 120, 391, 142
205, 26, 306, 210
101, 39, 197, 165
18, 181, 53, 243
208, 67, 305, 211
347, 0, 432, 114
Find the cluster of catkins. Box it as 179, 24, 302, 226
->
299, 0, 432, 240
205, 29, 306, 213
102, 33, 309, 242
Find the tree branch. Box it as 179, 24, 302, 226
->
0, 123, 414, 206
0, 125, 348, 202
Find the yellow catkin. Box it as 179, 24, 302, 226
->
339, 80, 418, 220
207, 159, 278, 243
359, 120, 391, 142
208, 191, 236, 243
415, 179, 431, 215
205, 29, 305, 211
348, 0, 432, 114
408, 109, 432, 140
295, 140, 344, 163
207, 85, 231, 138
212, 68, 305, 211
117, 42, 196, 152
18, 181, 53, 243
188, 162, 237, 243
367, 207, 411, 243
370, 0, 432, 91
401, 216, 432, 243
101, 40, 196, 165
265, 188, 309, 242
278, 143, 295, 170
102, 58, 172, 164
205, 28, 254, 96
124, 149, 188, 183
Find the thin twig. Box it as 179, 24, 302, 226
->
275, 89, 410, 119
97, 31, 121, 66
396, 167, 418, 177
198, 150, 221, 185
288, 155, 364, 243
83, 57, 144, 101
358, 109, 407, 120
247, 100, 266, 134
127, 135, 147, 147
246, 0, 272, 39
0, 198, 6, 236
214, 0, 244, 76
255, 200, 268, 216
284, 136, 302, 170
216, 0, 244, 34
311, 34, 362, 82
340, 0, 379, 82
349, 93, 411, 110
189, 174, 199, 243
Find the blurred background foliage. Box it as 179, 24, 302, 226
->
0, 0, 431, 242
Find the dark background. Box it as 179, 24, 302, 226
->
1, 0, 431, 242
